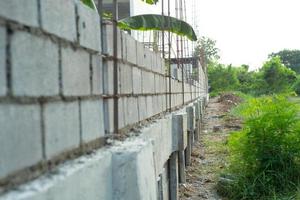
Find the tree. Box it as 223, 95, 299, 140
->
194, 36, 220, 64
269, 49, 300, 74
260, 56, 297, 94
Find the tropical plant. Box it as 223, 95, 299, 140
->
118, 14, 197, 41
80, 0, 197, 41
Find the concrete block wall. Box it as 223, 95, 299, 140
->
103, 24, 205, 133
0, 0, 105, 181
0, 1, 208, 199
0, 98, 208, 200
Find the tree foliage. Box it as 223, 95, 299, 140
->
194, 36, 220, 64
208, 57, 298, 96
269, 49, 300, 74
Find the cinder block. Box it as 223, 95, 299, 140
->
124, 97, 139, 125
0, 26, 6, 96
102, 23, 122, 58
138, 96, 147, 121
0, 104, 42, 179
143, 48, 152, 70
104, 98, 124, 132
44, 101, 80, 158
40, 0, 77, 42
11, 31, 59, 97
80, 99, 105, 143
91, 55, 103, 95
103, 60, 114, 95
77, 2, 101, 51
119, 63, 133, 94
146, 95, 153, 118
152, 95, 159, 115
0, 0, 38, 27
61, 47, 90, 96
0, 150, 113, 200
132, 67, 142, 94
136, 42, 144, 67
142, 71, 155, 94
125, 34, 137, 64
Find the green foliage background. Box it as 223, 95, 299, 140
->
220, 96, 300, 199
208, 56, 298, 96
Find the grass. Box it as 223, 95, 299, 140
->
218, 95, 300, 200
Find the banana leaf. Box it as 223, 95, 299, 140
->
118, 14, 197, 41
81, 0, 97, 11
141, 0, 159, 4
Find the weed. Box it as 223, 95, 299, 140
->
218, 95, 300, 199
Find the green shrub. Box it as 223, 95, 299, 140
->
220, 95, 300, 199
293, 77, 300, 95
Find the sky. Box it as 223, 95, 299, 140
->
197, 0, 300, 70
131, 0, 300, 70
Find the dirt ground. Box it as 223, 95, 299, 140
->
179, 94, 242, 200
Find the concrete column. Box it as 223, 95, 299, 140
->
169, 152, 179, 200
178, 151, 186, 183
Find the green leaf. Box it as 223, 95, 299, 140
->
141, 0, 159, 4
118, 14, 197, 41
81, 0, 97, 11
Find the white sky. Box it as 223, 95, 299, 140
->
132, 0, 300, 70
197, 0, 300, 70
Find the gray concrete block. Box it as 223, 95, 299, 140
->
125, 34, 137, 64
77, 2, 101, 51
40, 0, 77, 42
61, 47, 90, 96
0, 104, 42, 179
146, 95, 153, 118
132, 67, 142, 94
91, 55, 103, 95
0, 149, 113, 200
103, 60, 114, 95
0, 0, 38, 27
104, 98, 124, 132
11, 31, 59, 97
112, 139, 157, 200
80, 99, 105, 143
0, 26, 6, 96
143, 48, 152, 70
119, 63, 133, 94
124, 97, 139, 125
44, 101, 80, 158
138, 96, 147, 121
102, 23, 122, 58
142, 71, 155, 94
136, 42, 145, 67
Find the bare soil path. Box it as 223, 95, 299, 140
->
179, 95, 242, 200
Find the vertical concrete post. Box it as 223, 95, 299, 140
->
193, 101, 200, 141
185, 132, 192, 166
158, 174, 163, 200
178, 151, 186, 183
186, 106, 194, 166
169, 152, 179, 200
172, 113, 187, 183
